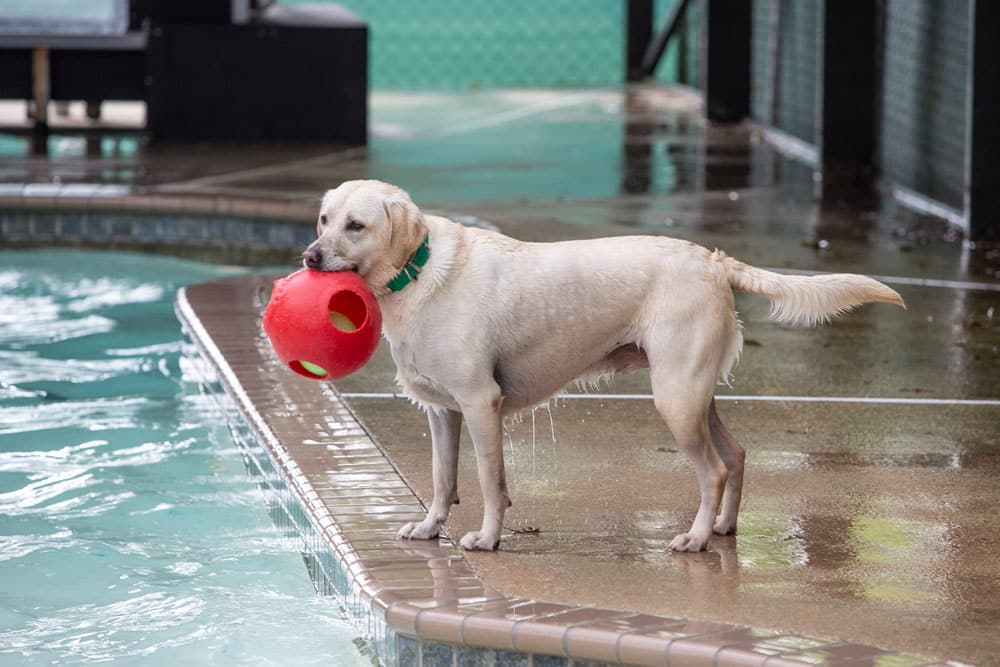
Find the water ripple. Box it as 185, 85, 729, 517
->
65, 283, 164, 313
0, 311, 116, 347
0, 470, 97, 513
0, 349, 147, 385
0, 438, 195, 476
0, 529, 79, 562
0, 397, 153, 435
0, 592, 207, 663
105, 341, 184, 358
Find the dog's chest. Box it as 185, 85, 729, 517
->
386, 337, 460, 411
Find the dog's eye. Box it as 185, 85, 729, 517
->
319, 214, 328, 226
346, 220, 365, 232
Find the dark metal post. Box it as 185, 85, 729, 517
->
817, 0, 877, 189
702, 0, 751, 122
966, 0, 1000, 240
626, 0, 653, 82
30, 47, 49, 131
639, 0, 692, 79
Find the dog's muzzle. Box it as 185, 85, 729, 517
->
302, 248, 359, 272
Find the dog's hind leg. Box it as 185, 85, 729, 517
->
648, 344, 728, 552
397, 408, 462, 541
708, 398, 745, 536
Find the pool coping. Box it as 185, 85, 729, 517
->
174, 273, 948, 667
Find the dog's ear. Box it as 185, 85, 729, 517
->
383, 191, 428, 270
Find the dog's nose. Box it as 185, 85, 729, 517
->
302, 247, 323, 269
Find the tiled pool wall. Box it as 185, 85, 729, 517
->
178, 318, 404, 666
0, 194, 317, 264
181, 317, 406, 665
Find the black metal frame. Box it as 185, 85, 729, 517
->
966, 0, 999, 240
817, 0, 877, 178
644, 0, 691, 77
701, 0, 750, 123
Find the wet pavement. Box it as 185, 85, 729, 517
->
4, 85, 1000, 663
339, 356, 1000, 663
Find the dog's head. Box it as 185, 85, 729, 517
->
302, 180, 428, 291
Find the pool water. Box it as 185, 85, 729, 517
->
0, 250, 367, 665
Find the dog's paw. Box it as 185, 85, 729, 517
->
459, 531, 500, 551
396, 519, 440, 541
713, 518, 737, 536
668, 532, 709, 552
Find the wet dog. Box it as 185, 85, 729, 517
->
302, 179, 905, 551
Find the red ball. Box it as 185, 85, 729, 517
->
262, 269, 382, 380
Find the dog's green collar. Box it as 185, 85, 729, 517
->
386, 234, 430, 292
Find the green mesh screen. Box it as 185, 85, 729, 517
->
279, 0, 695, 89
879, 0, 969, 209
750, 0, 818, 144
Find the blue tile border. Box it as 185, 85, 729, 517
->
0, 205, 315, 264
0, 208, 308, 256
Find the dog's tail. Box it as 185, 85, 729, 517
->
716, 251, 905, 326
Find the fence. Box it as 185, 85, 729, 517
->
744, 0, 986, 233
281, 0, 696, 89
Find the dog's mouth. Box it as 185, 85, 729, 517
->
317, 265, 360, 274
328, 263, 359, 273
302, 258, 359, 273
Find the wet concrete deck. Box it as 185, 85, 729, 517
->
4, 86, 1000, 664
339, 349, 1000, 664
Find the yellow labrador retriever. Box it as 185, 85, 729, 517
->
302, 180, 904, 552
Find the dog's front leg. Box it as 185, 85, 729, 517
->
458, 391, 509, 551
397, 408, 462, 541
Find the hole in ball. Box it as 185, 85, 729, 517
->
327, 290, 367, 332
291, 360, 328, 379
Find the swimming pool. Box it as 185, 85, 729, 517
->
0, 249, 367, 665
